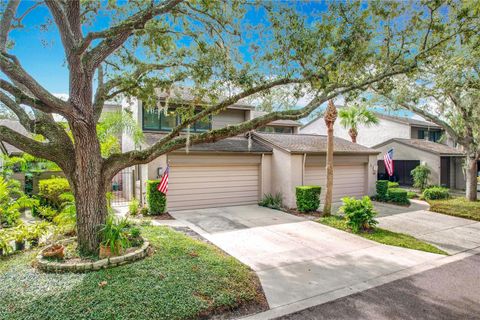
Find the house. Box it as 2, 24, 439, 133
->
301, 110, 468, 189
374, 139, 465, 188
122, 92, 379, 211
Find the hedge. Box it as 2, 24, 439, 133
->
38, 177, 70, 209
387, 181, 399, 188
376, 180, 389, 201
422, 186, 450, 200
296, 186, 321, 212
387, 188, 409, 205
146, 180, 167, 215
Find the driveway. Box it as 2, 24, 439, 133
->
377, 200, 480, 254
170, 205, 444, 309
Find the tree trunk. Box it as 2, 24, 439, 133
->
349, 128, 358, 143
324, 123, 334, 216
465, 154, 478, 202
70, 119, 108, 256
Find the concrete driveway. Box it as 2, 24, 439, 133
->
170, 205, 444, 309
377, 200, 480, 255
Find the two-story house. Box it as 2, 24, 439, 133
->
301, 111, 466, 189
121, 91, 380, 211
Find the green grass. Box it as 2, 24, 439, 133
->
0, 226, 265, 320
428, 197, 480, 221
319, 216, 447, 255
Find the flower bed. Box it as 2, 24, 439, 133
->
36, 237, 150, 273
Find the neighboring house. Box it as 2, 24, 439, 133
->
122, 92, 379, 211
374, 139, 465, 188
302, 110, 449, 147
301, 110, 468, 189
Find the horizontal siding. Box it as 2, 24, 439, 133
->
168, 164, 259, 211
305, 165, 367, 202
212, 109, 246, 129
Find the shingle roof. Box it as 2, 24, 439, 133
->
374, 138, 464, 156
0, 120, 29, 155
144, 133, 272, 153
253, 132, 379, 154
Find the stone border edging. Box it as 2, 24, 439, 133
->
36, 238, 150, 273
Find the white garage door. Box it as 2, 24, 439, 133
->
305, 165, 367, 202
167, 164, 260, 211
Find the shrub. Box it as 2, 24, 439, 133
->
38, 177, 70, 208
376, 180, 389, 201
35, 205, 59, 221
422, 186, 450, 200
295, 186, 321, 212
387, 188, 409, 205
259, 193, 283, 210
407, 191, 417, 199
387, 181, 399, 188
411, 165, 431, 191
129, 198, 140, 216
146, 180, 167, 215
340, 196, 378, 233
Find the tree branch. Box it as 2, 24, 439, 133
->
45, 0, 77, 54
0, 0, 19, 51
83, 0, 184, 71
0, 125, 56, 160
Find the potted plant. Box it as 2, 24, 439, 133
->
13, 225, 28, 251
41, 244, 65, 259
98, 216, 130, 259
27, 222, 50, 247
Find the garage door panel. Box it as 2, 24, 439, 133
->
169, 181, 258, 191
305, 165, 367, 202
169, 175, 258, 183
168, 163, 260, 211
168, 189, 258, 200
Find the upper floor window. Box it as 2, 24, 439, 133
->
418, 129, 442, 142
142, 107, 212, 132
258, 126, 294, 134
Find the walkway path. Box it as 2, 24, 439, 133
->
377, 200, 480, 254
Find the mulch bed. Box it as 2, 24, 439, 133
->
282, 207, 324, 220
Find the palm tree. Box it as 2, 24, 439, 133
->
339, 105, 379, 143
323, 100, 338, 216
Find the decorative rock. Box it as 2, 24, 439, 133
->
36, 238, 150, 273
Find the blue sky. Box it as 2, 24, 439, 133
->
7, 1, 414, 118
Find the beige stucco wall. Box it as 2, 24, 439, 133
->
453, 157, 467, 190
367, 154, 378, 195
375, 141, 441, 185
270, 147, 301, 208
261, 154, 272, 196
301, 118, 410, 147
212, 109, 246, 129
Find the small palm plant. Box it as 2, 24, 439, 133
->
338, 104, 379, 143
98, 215, 130, 258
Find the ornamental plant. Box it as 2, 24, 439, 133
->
387, 188, 410, 205
38, 177, 70, 209
411, 165, 431, 191
296, 186, 321, 212
340, 196, 378, 233
146, 180, 167, 215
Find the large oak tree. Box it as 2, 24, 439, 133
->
0, 1, 462, 255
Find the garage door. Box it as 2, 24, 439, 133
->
167, 164, 260, 211
305, 165, 367, 202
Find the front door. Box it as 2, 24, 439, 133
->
440, 157, 451, 187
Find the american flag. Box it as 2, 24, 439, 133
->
157, 165, 169, 194
384, 149, 394, 177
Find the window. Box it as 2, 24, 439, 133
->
258, 126, 294, 134
417, 129, 442, 142
142, 107, 211, 132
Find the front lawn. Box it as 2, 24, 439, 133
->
0, 226, 266, 320
428, 197, 480, 221
319, 216, 447, 255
